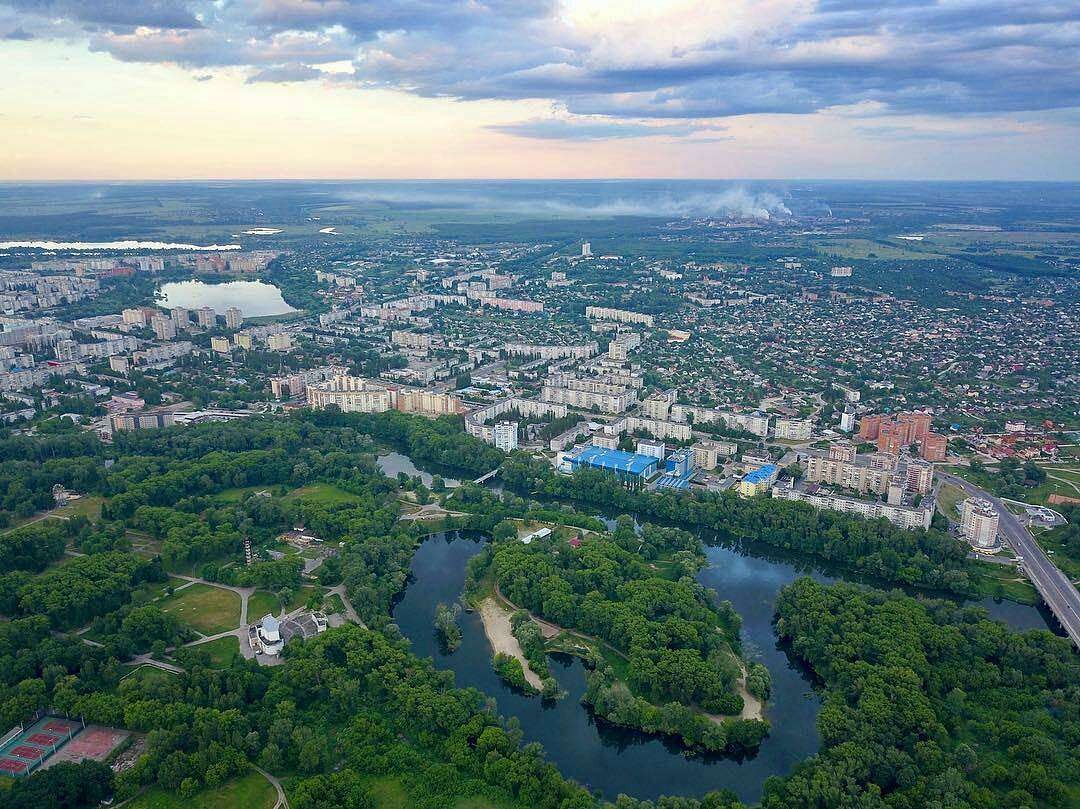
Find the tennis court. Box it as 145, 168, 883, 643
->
0, 715, 82, 778
41, 725, 130, 769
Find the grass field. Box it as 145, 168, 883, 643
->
121, 664, 180, 686
972, 562, 1039, 605
158, 584, 241, 635
125, 770, 276, 809
54, 495, 104, 522
282, 483, 362, 505
936, 483, 966, 521
248, 590, 280, 620
286, 586, 321, 612
187, 636, 241, 668
815, 237, 945, 261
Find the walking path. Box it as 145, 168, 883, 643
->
325, 583, 366, 627
254, 765, 289, 809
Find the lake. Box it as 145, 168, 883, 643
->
156, 280, 295, 317
392, 531, 1058, 804
377, 452, 460, 488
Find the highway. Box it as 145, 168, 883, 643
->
939, 471, 1080, 649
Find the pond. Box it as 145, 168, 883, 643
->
377, 452, 460, 489
156, 280, 295, 317
391, 531, 1058, 804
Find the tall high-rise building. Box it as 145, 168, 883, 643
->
904, 459, 934, 494
960, 498, 999, 550
493, 422, 518, 453
877, 422, 907, 456
581, 242, 592, 257
920, 432, 948, 462
151, 315, 176, 341
898, 411, 932, 443
839, 404, 856, 433
196, 306, 217, 328
828, 441, 856, 463
857, 414, 884, 440
224, 307, 243, 330
170, 307, 190, 330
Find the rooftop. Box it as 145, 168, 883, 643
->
572, 445, 658, 475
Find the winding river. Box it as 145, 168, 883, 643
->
391, 530, 1057, 803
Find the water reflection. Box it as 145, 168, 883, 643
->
377, 452, 460, 488
156, 280, 295, 316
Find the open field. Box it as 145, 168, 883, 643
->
120, 665, 180, 686
815, 238, 945, 261
282, 482, 363, 505
125, 770, 276, 809
936, 483, 966, 521
248, 591, 280, 620
158, 584, 240, 635
187, 636, 241, 668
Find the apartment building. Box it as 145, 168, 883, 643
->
773, 483, 933, 531
773, 417, 813, 441
585, 306, 654, 327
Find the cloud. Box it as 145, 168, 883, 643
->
89, 27, 355, 68
2, 0, 201, 30
3, 0, 1079, 128
246, 63, 324, 83
487, 117, 716, 141
2, 25, 32, 39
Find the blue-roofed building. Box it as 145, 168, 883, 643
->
738, 463, 779, 497
569, 445, 659, 481
655, 448, 695, 491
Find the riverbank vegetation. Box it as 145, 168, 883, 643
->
500, 453, 981, 596
482, 519, 768, 754
434, 602, 463, 652
1, 411, 1075, 808
768, 578, 1079, 808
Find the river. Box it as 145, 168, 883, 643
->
390, 530, 1059, 804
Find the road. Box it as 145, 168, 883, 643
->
939, 471, 1080, 649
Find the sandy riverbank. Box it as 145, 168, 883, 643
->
478, 597, 543, 690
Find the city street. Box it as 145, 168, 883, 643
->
939, 471, 1080, 648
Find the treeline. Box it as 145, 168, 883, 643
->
501, 454, 976, 594
2, 552, 166, 629
0, 519, 70, 572
305, 409, 504, 477
767, 578, 1079, 808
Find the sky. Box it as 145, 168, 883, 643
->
1, 1, 1078, 181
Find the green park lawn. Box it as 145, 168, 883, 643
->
125, 770, 276, 809
187, 635, 241, 668
158, 584, 240, 635
248, 590, 280, 620
282, 482, 362, 505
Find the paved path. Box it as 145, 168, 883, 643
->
325, 584, 366, 627
254, 765, 289, 809
126, 655, 185, 675
940, 471, 1080, 648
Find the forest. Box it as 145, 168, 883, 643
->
0, 411, 1075, 809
